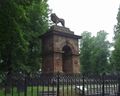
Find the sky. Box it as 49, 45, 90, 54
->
48, 0, 120, 42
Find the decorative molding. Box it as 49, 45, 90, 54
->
50, 25, 74, 34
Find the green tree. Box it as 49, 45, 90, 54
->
111, 7, 120, 72
23, 0, 49, 72
90, 31, 111, 73
80, 31, 93, 73
80, 31, 111, 73
0, 0, 27, 72
22, 0, 49, 72
0, 0, 49, 73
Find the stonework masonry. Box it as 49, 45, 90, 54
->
41, 25, 82, 73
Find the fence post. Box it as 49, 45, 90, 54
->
24, 72, 28, 96
5, 71, 11, 94
82, 73, 85, 96
117, 74, 120, 96
57, 72, 60, 96
102, 73, 105, 96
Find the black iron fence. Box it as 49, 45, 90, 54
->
0, 72, 120, 96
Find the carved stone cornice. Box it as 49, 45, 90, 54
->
50, 25, 74, 34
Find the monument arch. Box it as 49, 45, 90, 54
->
40, 25, 82, 73
62, 45, 72, 73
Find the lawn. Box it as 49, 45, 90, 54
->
0, 85, 77, 96
0, 84, 118, 96
0, 86, 55, 96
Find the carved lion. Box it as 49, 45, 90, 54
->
51, 13, 65, 27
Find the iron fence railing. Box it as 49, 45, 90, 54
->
0, 72, 120, 96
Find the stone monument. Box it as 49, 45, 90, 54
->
40, 13, 82, 73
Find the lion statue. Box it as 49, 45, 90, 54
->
51, 13, 65, 27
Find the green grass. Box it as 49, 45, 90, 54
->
0, 86, 55, 96
0, 85, 77, 96
1, 84, 117, 96
59, 86, 76, 96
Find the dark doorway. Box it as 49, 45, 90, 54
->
62, 45, 72, 73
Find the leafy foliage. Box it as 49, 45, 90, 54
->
90, 31, 111, 73
80, 31, 111, 73
80, 31, 93, 73
0, 0, 49, 72
111, 7, 120, 72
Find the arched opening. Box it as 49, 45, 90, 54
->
62, 45, 72, 73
